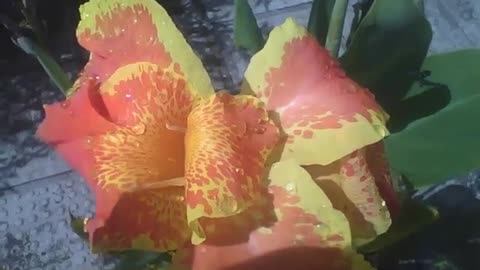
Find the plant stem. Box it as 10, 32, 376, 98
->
325, 0, 349, 58
16, 36, 72, 94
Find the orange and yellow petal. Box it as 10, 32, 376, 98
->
40, 64, 204, 252
36, 78, 115, 144
76, 0, 213, 97
184, 92, 279, 244
87, 187, 190, 252
365, 142, 400, 218
170, 160, 374, 270
304, 144, 393, 245
241, 18, 389, 166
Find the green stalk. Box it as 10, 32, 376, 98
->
15, 36, 72, 95
325, 0, 349, 58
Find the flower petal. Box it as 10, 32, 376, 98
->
36, 78, 115, 143
87, 187, 190, 252
241, 18, 389, 166
365, 142, 400, 218
170, 160, 373, 270
304, 143, 393, 245
184, 92, 279, 244
40, 63, 200, 251
76, 0, 213, 97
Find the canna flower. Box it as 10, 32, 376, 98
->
169, 160, 377, 270
36, 0, 279, 250
240, 18, 400, 244
36, 0, 399, 269
167, 15, 400, 270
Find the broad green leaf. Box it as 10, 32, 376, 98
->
346, 0, 374, 47
385, 49, 480, 187
69, 213, 88, 241
358, 199, 438, 253
233, 0, 264, 53
113, 250, 171, 270
340, 0, 432, 114
15, 36, 72, 94
307, 0, 335, 45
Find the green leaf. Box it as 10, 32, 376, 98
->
69, 213, 88, 241
340, 0, 432, 114
385, 49, 480, 187
113, 250, 172, 270
358, 199, 438, 253
324, 0, 349, 57
14, 36, 72, 94
233, 0, 264, 53
307, 0, 335, 46
346, 0, 374, 47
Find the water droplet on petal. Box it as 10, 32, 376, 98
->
125, 93, 132, 99
373, 124, 388, 137
131, 123, 146, 135
337, 70, 347, 78
60, 100, 71, 109
133, 18, 138, 24
286, 182, 296, 193
83, 218, 89, 232
234, 167, 244, 175
86, 137, 93, 144
381, 200, 386, 207
220, 197, 238, 214
257, 118, 267, 124
254, 127, 266, 134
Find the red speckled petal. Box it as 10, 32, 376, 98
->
184, 92, 279, 244
170, 160, 374, 270
365, 142, 400, 218
36, 78, 115, 144
88, 186, 190, 252
242, 18, 389, 166
304, 143, 395, 245
76, 0, 213, 97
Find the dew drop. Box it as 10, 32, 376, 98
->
125, 93, 133, 99
133, 18, 138, 24
121, 28, 125, 33
257, 118, 267, 124
131, 123, 146, 135
86, 137, 93, 144
60, 100, 71, 109
373, 124, 388, 137
234, 167, 244, 175
220, 197, 238, 214
254, 127, 266, 134
286, 182, 296, 193
83, 218, 89, 232
381, 200, 386, 207
337, 70, 347, 78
